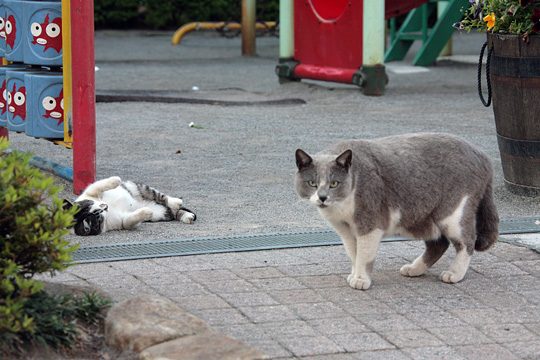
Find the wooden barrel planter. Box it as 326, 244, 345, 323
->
488, 33, 540, 196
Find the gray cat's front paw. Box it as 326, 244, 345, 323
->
348, 276, 371, 290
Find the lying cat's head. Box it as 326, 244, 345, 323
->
64, 199, 108, 236
295, 148, 353, 209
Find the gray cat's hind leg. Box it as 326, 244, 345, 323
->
441, 239, 473, 283
439, 197, 475, 283
400, 236, 450, 277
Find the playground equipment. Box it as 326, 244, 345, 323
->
276, 0, 466, 95
0, 0, 96, 194
386, 0, 468, 66
171, 21, 277, 45
171, 0, 276, 56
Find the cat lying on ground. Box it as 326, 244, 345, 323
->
295, 133, 499, 290
64, 176, 196, 236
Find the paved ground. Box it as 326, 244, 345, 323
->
10, 30, 540, 358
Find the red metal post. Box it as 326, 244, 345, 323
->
0, 127, 8, 139
71, 0, 96, 194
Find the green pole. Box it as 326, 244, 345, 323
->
438, 0, 453, 56
279, 0, 294, 58
275, 0, 297, 81
357, 0, 387, 95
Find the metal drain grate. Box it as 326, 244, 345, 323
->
72, 217, 540, 263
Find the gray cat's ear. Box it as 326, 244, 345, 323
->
295, 149, 313, 169
336, 150, 352, 169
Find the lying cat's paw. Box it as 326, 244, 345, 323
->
167, 197, 183, 211
180, 212, 196, 224
138, 208, 154, 221
348, 276, 371, 290
400, 263, 427, 277
107, 176, 122, 188
440, 270, 463, 284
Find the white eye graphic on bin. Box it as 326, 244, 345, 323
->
43, 96, 56, 110
2, 89, 6, 101
31, 22, 42, 37
0, 17, 5, 39
46, 23, 60, 38
7, 91, 11, 104
14, 92, 25, 106
6, 20, 12, 35
60, 98, 64, 109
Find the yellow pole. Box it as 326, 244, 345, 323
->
61, 0, 72, 145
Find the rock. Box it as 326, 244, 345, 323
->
105, 295, 209, 353
139, 332, 265, 360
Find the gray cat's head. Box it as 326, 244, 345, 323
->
295, 149, 353, 209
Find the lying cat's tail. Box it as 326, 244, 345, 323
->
475, 182, 499, 251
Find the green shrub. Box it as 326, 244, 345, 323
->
0, 138, 91, 355
95, 0, 279, 30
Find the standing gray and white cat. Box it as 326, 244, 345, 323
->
295, 133, 499, 290
64, 176, 196, 236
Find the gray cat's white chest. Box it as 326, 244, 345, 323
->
319, 194, 356, 224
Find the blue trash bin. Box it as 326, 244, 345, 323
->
6, 68, 41, 132
25, 72, 63, 138
23, 0, 62, 66
4, 0, 24, 62
0, 64, 27, 128
0, 1, 7, 58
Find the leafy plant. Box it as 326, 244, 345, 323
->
457, 0, 540, 36
94, 0, 279, 30
0, 138, 93, 355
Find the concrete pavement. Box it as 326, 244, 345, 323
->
14, 30, 540, 358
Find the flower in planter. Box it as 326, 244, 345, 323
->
483, 12, 497, 29
456, 0, 540, 37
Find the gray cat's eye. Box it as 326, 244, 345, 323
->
329, 181, 340, 188
307, 180, 317, 188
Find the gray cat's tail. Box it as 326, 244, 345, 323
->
475, 182, 499, 251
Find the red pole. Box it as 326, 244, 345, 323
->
71, 0, 96, 194
0, 127, 8, 139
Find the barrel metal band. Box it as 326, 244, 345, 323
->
497, 134, 540, 158
491, 55, 540, 77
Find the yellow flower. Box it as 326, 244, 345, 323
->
483, 13, 496, 30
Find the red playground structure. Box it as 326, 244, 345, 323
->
276, 0, 430, 95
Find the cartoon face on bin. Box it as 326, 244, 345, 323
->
31, 14, 61, 53
42, 89, 63, 124
5, 14, 16, 49
8, 82, 26, 120
0, 79, 6, 115
0, 15, 6, 42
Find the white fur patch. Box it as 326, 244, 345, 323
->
441, 249, 471, 283
319, 193, 355, 223
439, 196, 469, 240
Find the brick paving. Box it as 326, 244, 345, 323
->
40, 239, 540, 359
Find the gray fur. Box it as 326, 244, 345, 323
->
295, 133, 499, 289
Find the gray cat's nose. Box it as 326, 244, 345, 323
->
319, 195, 327, 203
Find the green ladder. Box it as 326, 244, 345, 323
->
385, 0, 469, 66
